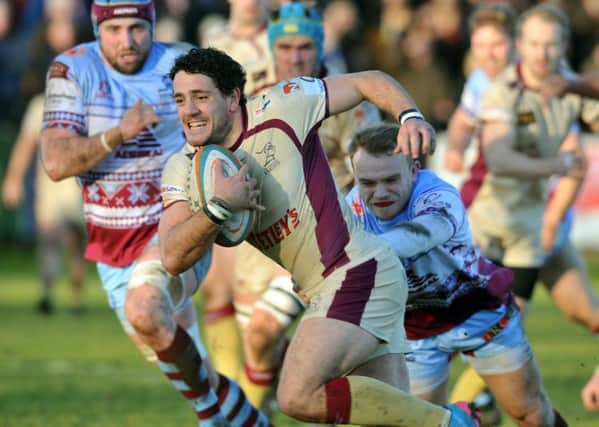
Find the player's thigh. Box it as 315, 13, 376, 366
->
539, 241, 583, 288
465, 307, 532, 376
351, 352, 410, 392
278, 316, 380, 395
279, 247, 409, 393
404, 338, 452, 404
482, 357, 551, 421
542, 243, 599, 319
466, 313, 549, 419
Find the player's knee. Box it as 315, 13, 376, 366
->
246, 309, 284, 352
253, 276, 305, 330
277, 382, 317, 420
502, 393, 551, 427
126, 259, 188, 334
124, 286, 158, 334
200, 278, 233, 308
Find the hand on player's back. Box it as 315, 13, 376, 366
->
119, 99, 161, 141
539, 74, 571, 99
213, 161, 265, 213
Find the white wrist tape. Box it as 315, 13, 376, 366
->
100, 132, 113, 153
399, 109, 425, 126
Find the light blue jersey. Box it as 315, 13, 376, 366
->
347, 170, 512, 339
459, 68, 490, 119
43, 41, 192, 266
348, 170, 532, 394
42, 40, 212, 326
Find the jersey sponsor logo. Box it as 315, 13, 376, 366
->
351, 196, 364, 217
254, 97, 271, 117
48, 61, 69, 79
256, 140, 279, 173
114, 7, 139, 15
421, 191, 443, 206
95, 80, 112, 100
115, 148, 163, 158
161, 184, 184, 193
248, 207, 300, 249
282, 81, 301, 95
159, 74, 172, 94
517, 111, 536, 125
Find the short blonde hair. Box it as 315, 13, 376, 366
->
468, 3, 516, 37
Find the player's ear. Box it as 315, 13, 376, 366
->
411, 159, 421, 179
228, 87, 242, 113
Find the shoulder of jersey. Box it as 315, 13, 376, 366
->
192, 145, 255, 247
495, 64, 519, 88
57, 41, 99, 64
466, 68, 489, 87
48, 42, 99, 80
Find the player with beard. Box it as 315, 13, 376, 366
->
159, 46, 480, 426
40, 1, 271, 425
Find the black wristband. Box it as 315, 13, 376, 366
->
202, 203, 225, 226
398, 108, 424, 125
209, 196, 233, 215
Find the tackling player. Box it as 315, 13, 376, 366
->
347, 123, 568, 427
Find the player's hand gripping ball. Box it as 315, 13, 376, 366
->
189, 145, 255, 247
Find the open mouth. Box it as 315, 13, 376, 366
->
187, 120, 207, 129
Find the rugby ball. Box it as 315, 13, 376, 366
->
191, 145, 255, 247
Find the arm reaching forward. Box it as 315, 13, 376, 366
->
324, 71, 436, 158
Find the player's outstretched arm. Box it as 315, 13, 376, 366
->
542, 131, 587, 251
540, 72, 599, 99
40, 99, 160, 181
445, 107, 476, 172
2, 126, 38, 208
481, 119, 577, 179
324, 71, 436, 158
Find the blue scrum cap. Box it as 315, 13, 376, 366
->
268, 2, 324, 63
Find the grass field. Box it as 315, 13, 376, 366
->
1, 245, 599, 427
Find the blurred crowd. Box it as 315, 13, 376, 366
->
2, 0, 599, 132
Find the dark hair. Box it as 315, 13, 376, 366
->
169, 47, 247, 105
348, 123, 410, 161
